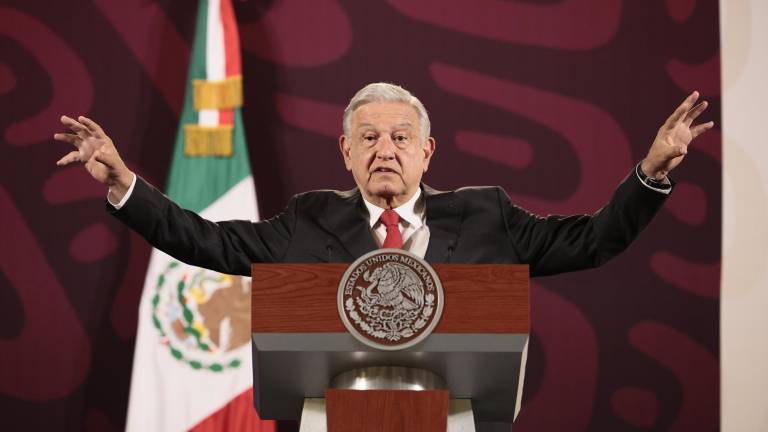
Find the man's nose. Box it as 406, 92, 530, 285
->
375, 136, 396, 159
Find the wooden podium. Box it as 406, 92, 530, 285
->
251, 263, 529, 431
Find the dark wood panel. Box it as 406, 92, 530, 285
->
251, 264, 529, 334
325, 389, 448, 432
251, 264, 346, 332
434, 264, 529, 333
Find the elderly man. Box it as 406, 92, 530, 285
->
55, 83, 712, 276
56, 82, 712, 430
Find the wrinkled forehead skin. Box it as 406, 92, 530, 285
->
350, 101, 423, 140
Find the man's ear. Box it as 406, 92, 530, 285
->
422, 136, 436, 173
339, 135, 352, 171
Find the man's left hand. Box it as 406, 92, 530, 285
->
641, 91, 714, 180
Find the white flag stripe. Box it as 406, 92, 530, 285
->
200, 0, 225, 127
205, 0, 225, 82
198, 109, 219, 126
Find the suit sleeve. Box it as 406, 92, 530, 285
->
500, 169, 671, 277
108, 176, 297, 276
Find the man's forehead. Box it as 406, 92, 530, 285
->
351, 101, 419, 126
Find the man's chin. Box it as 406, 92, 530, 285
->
373, 187, 402, 197
367, 182, 405, 199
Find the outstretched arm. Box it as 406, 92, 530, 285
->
110, 177, 298, 275
505, 92, 715, 276
54, 115, 295, 274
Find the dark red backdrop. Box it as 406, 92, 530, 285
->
0, 1, 720, 431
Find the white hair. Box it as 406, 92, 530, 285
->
342, 82, 431, 141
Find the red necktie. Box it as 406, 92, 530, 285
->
380, 209, 403, 249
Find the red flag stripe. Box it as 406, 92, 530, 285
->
218, 0, 239, 126
189, 387, 276, 432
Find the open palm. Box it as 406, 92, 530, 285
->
643, 91, 714, 178
55, 115, 129, 187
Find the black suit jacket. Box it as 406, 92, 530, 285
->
110, 166, 669, 277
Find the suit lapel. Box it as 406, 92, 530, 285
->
322, 185, 462, 262
423, 184, 462, 263
325, 188, 377, 260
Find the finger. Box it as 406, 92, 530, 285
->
61, 118, 89, 137
666, 91, 700, 126
56, 150, 81, 166
60, 115, 86, 129
53, 132, 82, 147
691, 121, 715, 139
684, 101, 708, 126
60, 115, 91, 138
78, 116, 106, 138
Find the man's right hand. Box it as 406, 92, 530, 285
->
55, 115, 134, 203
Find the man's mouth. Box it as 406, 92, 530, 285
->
371, 167, 397, 174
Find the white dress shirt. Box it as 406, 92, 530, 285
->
108, 173, 137, 209
361, 188, 430, 259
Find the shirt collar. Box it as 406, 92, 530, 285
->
362, 188, 425, 229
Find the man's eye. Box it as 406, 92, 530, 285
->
363, 136, 377, 142
394, 135, 407, 142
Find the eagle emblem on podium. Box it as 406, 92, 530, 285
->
338, 250, 444, 350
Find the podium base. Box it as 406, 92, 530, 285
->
299, 397, 475, 432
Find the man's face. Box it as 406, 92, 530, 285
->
339, 101, 435, 208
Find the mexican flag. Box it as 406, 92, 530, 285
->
125, 0, 275, 430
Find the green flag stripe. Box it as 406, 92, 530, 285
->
165, 0, 251, 213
